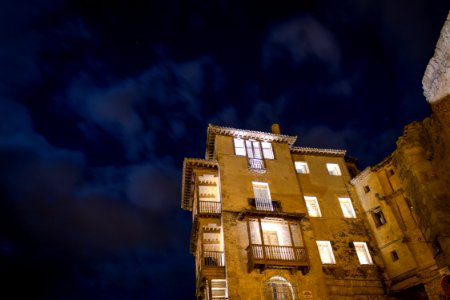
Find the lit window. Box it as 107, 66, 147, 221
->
211, 279, 228, 299
353, 242, 373, 264
263, 276, 297, 300
304, 196, 321, 217
252, 182, 273, 211
372, 207, 386, 227
338, 197, 356, 218
233, 138, 274, 159
326, 163, 342, 176
316, 241, 336, 264
234, 138, 246, 156
262, 142, 274, 159
295, 161, 309, 174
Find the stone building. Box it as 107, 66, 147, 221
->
181, 124, 386, 299
180, 11, 450, 300
351, 12, 450, 300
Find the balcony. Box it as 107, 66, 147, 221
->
246, 244, 309, 274
199, 201, 221, 214
248, 158, 265, 172
193, 200, 222, 219
197, 251, 226, 280
248, 198, 281, 212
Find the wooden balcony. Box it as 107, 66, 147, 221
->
246, 244, 309, 274
197, 251, 226, 280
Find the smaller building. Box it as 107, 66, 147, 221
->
352, 156, 441, 299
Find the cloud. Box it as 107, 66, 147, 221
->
262, 15, 341, 71
126, 158, 180, 213
64, 56, 224, 161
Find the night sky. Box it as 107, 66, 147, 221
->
1, 1, 449, 299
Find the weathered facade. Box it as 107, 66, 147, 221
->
181, 124, 386, 299
351, 11, 450, 300
181, 11, 450, 299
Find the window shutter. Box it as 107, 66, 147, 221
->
245, 140, 254, 158
278, 223, 292, 246
289, 223, 303, 247
261, 142, 274, 159
249, 219, 261, 244
252, 141, 263, 159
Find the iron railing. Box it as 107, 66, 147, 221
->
248, 198, 282, 212
248, 158, 265, 170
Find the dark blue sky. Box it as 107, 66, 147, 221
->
1, 1, 449, 299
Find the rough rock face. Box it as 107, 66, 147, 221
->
423, 11, 450, 104
395, 92, 450, 270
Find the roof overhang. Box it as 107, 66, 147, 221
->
290, 146, 346, 157
181, 158, 218, 210
206, 124, 298, 160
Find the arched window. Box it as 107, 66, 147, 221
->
263, 276, 297, 300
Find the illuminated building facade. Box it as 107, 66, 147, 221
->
181, 124, 386, 299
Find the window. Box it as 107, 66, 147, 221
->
363, 185, 371, 193
263, 276, 297, 300
338, 197, 356, 218
211, 279, 227, 299
294, 161, 309, 174
390, 250, 399, 262
372, 207, 386, 227
234, 138, 274, 159
326, 163, 341, 176
248, 219, 304, 260
304, 196, 321, 217
234, 138, 246, 156
253, 182, 273, 211
353, 242, 373, 264
316, 241, 336, 264
262, 141, 274, 159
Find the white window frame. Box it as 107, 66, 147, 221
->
338, 197, 356, 218
294, 161, 309, 174
326, 163, 342, 176
233, 138, 246, 156
304, 196, 321, 217
353, 242, 373, 265
316, 240, 336, 264
261, 141, 274, 159
252, 181, 273, 211
233, 138, 274, 159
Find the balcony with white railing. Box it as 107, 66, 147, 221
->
248, 158, 265, 171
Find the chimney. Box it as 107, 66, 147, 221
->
271, 123, 281, 134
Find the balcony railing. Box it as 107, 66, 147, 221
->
246, 244, 308, 272
248, 198, 282, 212
203, 251, 225, 267
248, 158, 265, 170
199, 201, 221, 214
